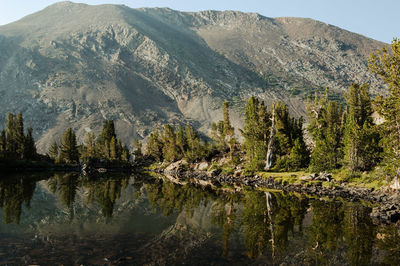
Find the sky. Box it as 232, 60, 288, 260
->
0, 0, 398, 43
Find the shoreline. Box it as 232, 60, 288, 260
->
153, 164, 400, 225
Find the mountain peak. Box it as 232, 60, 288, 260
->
0, 4, 386, 152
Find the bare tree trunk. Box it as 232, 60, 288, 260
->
265, 192, 275, 260
265, 103, 276, 170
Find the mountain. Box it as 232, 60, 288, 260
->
0, 1, 386, 152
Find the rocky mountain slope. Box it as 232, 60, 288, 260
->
0, 1, 386, 152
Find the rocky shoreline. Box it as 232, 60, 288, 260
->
153, 161, 400, 225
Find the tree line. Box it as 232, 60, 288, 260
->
144, 39, 400, 179
0, 117, 131, 165
0, 113, 37, 161
48, 120, 130, 164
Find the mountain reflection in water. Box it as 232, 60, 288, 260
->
0, 173, 399, 265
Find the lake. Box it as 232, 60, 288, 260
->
0, 172, 399, 265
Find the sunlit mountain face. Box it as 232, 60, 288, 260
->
0, 2, 386, 152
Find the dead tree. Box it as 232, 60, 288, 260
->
265, 103, 276, 170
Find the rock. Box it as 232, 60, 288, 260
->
164, 160, 188, 174
316, 172, 333, 181
97, 168, 107, 173
207, 168, 221, 177
390, 175, 400, 190
299, 175, 313, 181
233, 170, 242, 177
198, 162, 209, 171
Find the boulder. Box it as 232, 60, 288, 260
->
299, 175, 313, 181
198, 162, 209, 171
390, 175, 400, 190
164, 160, 187, 173
233, 170, 242, 177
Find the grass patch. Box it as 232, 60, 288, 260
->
332, 168, 388, 190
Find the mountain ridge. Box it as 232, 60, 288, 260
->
0, 2, 387, 152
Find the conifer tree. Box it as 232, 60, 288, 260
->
59, 128, 79, 164
23, 127, 36, 160
222, 101, 236, 159
307, 89, 344, 172
145, 129, 163, 161
185, 125, 201, 162
5, 113, 26, 159
99, 120, 116, 144
240, 97, 267, 170
176, 126, 188, 155
15, 113, 24, 157
368, 38, 400, 176
84, 132, 97, 160
110, 136, 117, 160
122, 145, 130, 162
48, 141, 59, 162
116, 139, 123, 160
343, 83, 380, 171
161, 124, 178, 162
133, 139, 143, 160
0, 130, 6, 155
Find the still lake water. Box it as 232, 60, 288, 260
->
0, 172, 399, 265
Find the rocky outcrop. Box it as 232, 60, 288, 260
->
0, 2, 386, 152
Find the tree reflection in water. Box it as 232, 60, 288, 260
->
1, 173, 400, 265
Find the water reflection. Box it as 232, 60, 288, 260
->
0, 173, 399, 265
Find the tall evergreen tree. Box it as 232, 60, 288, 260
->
368, 38, 400, 176
5, 113, 27, 159
307, 89, 344, 172
222, 101, 236, 159
23, 127, 36, 160
59, 128, 79, 164
48, 141, 59, 162
161, 124, 178, 162
84, 132, 97, 160
110, 136, 117, 160
343, 83, 381, 171
185, 125, 201, 162
240, 97, 267, 170
15, 113, 24, 157
133, 139, 143, 160
0, 130, 6, 155
145, 129, 163, 161
176, 126, 188, 156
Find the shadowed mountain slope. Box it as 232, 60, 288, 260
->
0, 1, 386, 151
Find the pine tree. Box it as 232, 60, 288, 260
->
133, 139, 143, 160
122, 145, 130, 162
84, 132, 97, 160
161, 124, 178, 162
240, 97, 267, 170
176, 126, 187, 156
5, 113, 26, 159
307, 89, 344, 172
59, 128, 79, 164
343, 83, 380, 171
48, 141, 59, 162
185, 125, 201, 162
110, 136, 117, 160
15, 113, 24, 158
23, 127, 36, 160
145, 129, 163, 161
0, 130, 6, 156
368, 38, 400, 176
99, 120, 116, 145
222, 101, 236, 159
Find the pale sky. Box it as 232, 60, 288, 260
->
0, 0, 398, 43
